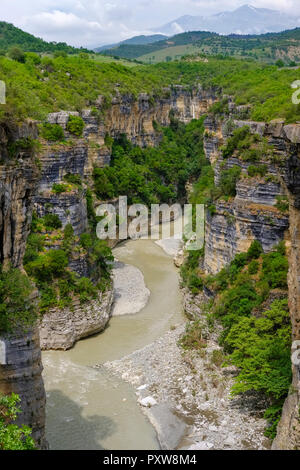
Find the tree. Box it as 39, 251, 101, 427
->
0, 394, 35, 450
8, 46, 25, 63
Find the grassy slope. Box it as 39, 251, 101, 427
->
1, 54, 300, 123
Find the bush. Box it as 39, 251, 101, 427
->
248, 260, 259, 275
43, 214, 62, 230
25, 249, 69, 282
221, 126, 251, 159
247, 240, 263, 260
247, 165, 268, 177
225, 299, 292, 436
63, 173, 82, 186
41, 123, 64, 142
25, 52, 41, 65
0, 266, 37, 334
179, 320, 207, 351
261, 246, 288, 289
8, 138, 39, 159
63, 223, 74, 240
0, 394, 35, 450
8, 46, 25, 63
180, 249, 204, 294
74, 277, 98, 303
275, 196, 289, 213
52, 183, 69, 194
23, 233, 45, 264
219, 165, 241, 197
210, 98, 229, 116
80, 233, 93, 250
66, 115, 85, 136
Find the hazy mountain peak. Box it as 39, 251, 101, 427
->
154, 4, 300, 36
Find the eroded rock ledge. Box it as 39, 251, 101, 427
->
40, 289, 113, 351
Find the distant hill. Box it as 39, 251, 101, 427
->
101, 31, 214, 59
0, 21, 90, 54
101, 27, 300, 65
154, 5, 300, 36
95, 34, 167, 53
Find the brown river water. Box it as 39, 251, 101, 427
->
43, 236, 184, 450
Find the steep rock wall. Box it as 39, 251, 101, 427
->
203, 117, 290, 275
203, 115, 300, 449
0, 329, 48, 449
0, 123, 48, 449
0, 123, 40, 269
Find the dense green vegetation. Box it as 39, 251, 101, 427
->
1, 49, 300, 124
24, 213, 113, 313
221, 126, 275, 162
40, 123, 65, 142
180, 241, 291, 438
0, 265, 37, 334
66, 115, 85, 136
142, 60, 300, 123
93, 117, 207, 205
0, 393, 35, 450
0, 21, 90, 55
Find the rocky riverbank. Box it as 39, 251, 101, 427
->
40, 289, 114, 351
104, 289, 271, 451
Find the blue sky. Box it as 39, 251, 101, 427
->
0, 0, 298, 47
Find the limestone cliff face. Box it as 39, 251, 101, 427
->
272, 148, 300, 450
203, 117, 290, 275
0, 123, 48, 449
103, 87, 216, 147
39, 289, 113, 350
0, 329, 48, 449
0, 122, 40, 269
203, 115, 300, 449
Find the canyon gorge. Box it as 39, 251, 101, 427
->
0, 84, 299, 450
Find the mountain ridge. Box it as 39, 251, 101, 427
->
153, 4, 300, 36
94, 34, 168, 53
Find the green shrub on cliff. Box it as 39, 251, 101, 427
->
0, 393, 35, 450
218, 165, 241, 198
25, 249, 69, 282
43, 214, 62, 231
66, 115, 85, 137
180, 249, 204, 294
221, 126, 251, 159
225, 298, 292, 439
24, 213, 113, 312
247, 165, 268, 177
180, 241, 291, 438
0, 265, 37, 334
260, 242, 288, 289
52, 183, 69, 194
40, 123, 64, 142
275, 195, 289, 213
